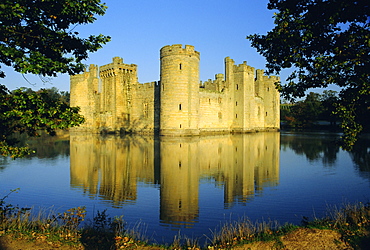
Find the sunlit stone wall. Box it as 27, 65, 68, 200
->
160, 44, 200, 135
70, 64, 100, 132
70, 44, 280, 134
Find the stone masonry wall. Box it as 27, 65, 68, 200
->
70, 44, 280, 135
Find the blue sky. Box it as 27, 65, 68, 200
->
2, 0, 280, 91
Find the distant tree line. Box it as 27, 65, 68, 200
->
281, 90, 340, 129
15, 87, 70, 104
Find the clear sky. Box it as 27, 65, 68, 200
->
1, 0, 281, 92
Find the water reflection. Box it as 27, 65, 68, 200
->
351, 136, 370, 179
70, 133, 280, 227
280, 133, 340, 166
70, 135, 155, 207
280, 132, 370, 181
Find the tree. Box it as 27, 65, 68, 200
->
0, 0, 110, 78
247, 0, 370, 149
0, 87, 84, 158
283, 92, 323, 128
320, 90, 339, 126
0, 0, 110, 157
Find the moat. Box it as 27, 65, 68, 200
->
0, 132, 369, 244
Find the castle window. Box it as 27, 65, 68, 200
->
180, 124, 182, 128
209, 99, 211, 104
179, 104, 182, 110
266, 112, 268, 116
236, 84, 239, 90
179, 63, 182, 70
236, 114, 238, 118
267, 87, 270, 91
236, 101, 238, 106
179, 161, 182, 168
144, 103, 148, 118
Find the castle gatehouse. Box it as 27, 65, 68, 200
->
70, 44, 280, 135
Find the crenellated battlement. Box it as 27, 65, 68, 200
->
160, 44, 200, 59
256, 69, 280, 81
233, 61, 255, 74
201, 73, 225, 92
137, 81, 157, 89
99, 57, 137, 78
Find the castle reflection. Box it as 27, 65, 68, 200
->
70, 132, 280, 227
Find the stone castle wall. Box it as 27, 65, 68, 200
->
70, 44, 280, 135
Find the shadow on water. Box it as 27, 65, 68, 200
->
350, 135, 370, 179
280, 132, 341, 166
281, 132, 370, 173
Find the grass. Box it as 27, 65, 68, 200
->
208, 217, 298, 249
208, 201, 370, 249
0, 189, 147, 249
1, 189, 370, 249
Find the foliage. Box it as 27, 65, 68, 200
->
320, 90, 339, 125
290, 92, 323, 127
247, 0, 370, 149
0, 0, 109, 157
17, 86, 71, 104
282, 91, 338, 128
0, 85, 84, 158
0, 0, 110, 78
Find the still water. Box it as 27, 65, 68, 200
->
1, 132, 369, 244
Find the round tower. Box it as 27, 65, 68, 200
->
160, 44, 200, 135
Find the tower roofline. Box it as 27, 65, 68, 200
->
160, 44, 200, 59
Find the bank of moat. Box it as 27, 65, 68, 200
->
70, 44, 280, 135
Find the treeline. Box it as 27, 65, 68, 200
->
14, 87, 70, 104
281, 90, 339, 129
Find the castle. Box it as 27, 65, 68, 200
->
70, 44, 280, 135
